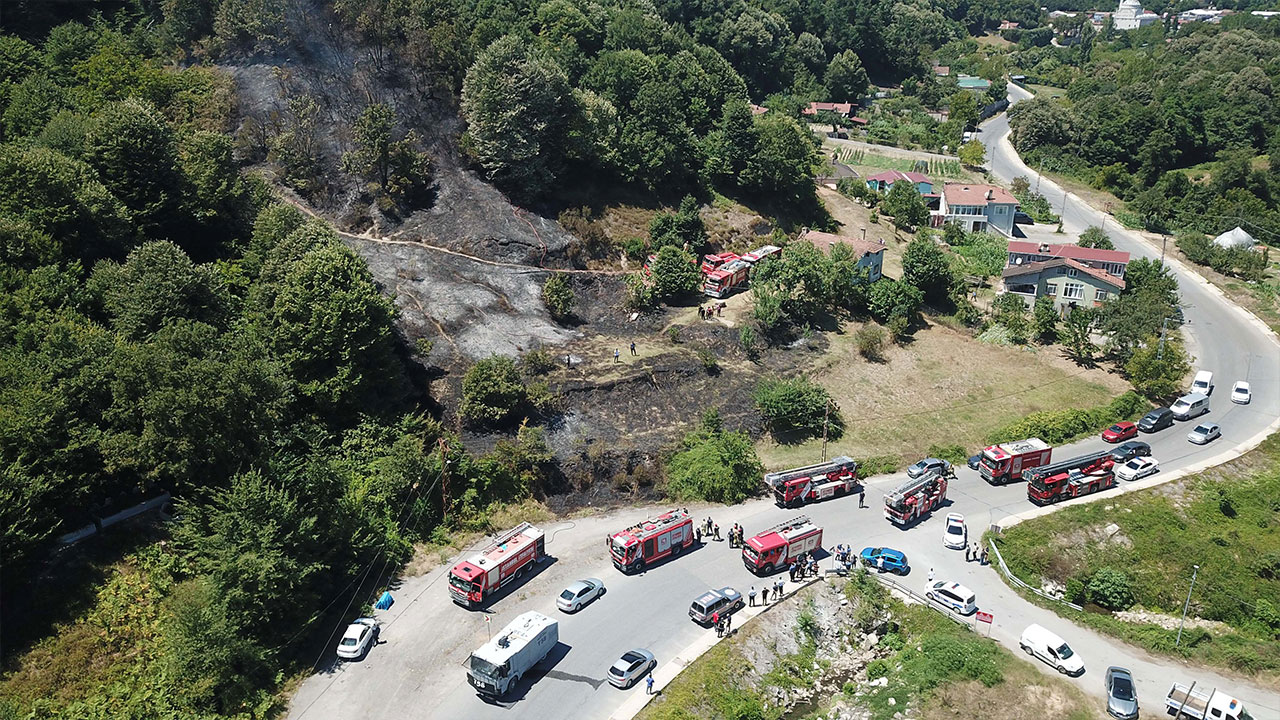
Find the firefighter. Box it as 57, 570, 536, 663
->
713, 523, 721, 541
711, 610, 720, 636
694, 526, 702, 544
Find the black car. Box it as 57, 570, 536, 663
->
1137, 407, 1174, 433
1014, 211, 1034, 225
1110, 441, 1151, 463
967, 454, 982, 471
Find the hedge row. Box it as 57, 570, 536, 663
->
986, 391, 1149, 446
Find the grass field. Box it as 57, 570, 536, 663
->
756, 321, 1128, 472
830, 146, 972, 181
1025, 83, 1067, 100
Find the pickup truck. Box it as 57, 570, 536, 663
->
1165, 682, 1253, 720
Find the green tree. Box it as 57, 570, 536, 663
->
342, 102, 433, 204
1078, 226, 1114, 250
162, 577, 268, 713
882, 180, 930, 230
460, 355, 530, 424
178, 130, 253, 256
84, 98, 186, 239
958, 139, 986, 167
993, 292, 1030, 342
648, 195, 706, 252
88, 240, 232, 339
866, 277, 923, 325
1062, 306, 1097, 363
753, 376, 839, 441
742, 114, 817, 199
1087, 567, 1135, 611
1125, 336, 1191, 400
650, 245, 700, 300
901, 235, 953, 301
824, 50, 868, 101
666, 424, 764, 503
948, 91, 979, 130
1032, 295, 1058, 343
542, 273, 574, 321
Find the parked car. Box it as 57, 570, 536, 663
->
1109, 441, 1151, 463
967, 453, 982, 471
1171, 393, 1210, 421
1231, 381, 1252, 405
943, 513, 967, 550
557, 578, 605, 613
336, 617, 380, 660
1137, 407, 1174, 433
607, 648, 656, 688
859, 547, 909, 575
1191, 370, 1214, 396
1014, 211, 1035, 225
1102, 422, 1137, 443
1116, 456, 1159, 482
689, 587, 744, 625
926, 581, 977, 615
1020, 623, 1084, 676
1104, 666, 1139, 720
1187, 422, 1221, 445
907, 457, 951, 478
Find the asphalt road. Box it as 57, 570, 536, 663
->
286, 88, 1280, 720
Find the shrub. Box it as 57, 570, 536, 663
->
541, 273, 574, 321
855, 454, 900, 476
925, 444, 967, 466
754, 377, 840, 442
622, 236, 648, 259
520, 349, 556, 376
1087, 567, 1135, 610
696, 348, 718, 372
623, 272, 655, 310
854, 323, 886, 359
460, 355, 537, 425
987, 391, 1148, 445
867, 278, 923, 324
739, 325, 759, 358
650, 245, 701, 300
866, 658, 890, 679
665, 427, 764, 503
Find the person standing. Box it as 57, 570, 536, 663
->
723, 614, 732, 635
711, 611, 721, 636
646, 676, 654, 695
858, 487, 866, 508
714, 523, 720, 541
630, 341, 637, 356
614, 348, 620, 362
965, 545, 972, 562
761, 585, 769, 604
749, 586, 756, 606
927, 567, 935, 583
776, 579, 784, 597
694, 526, 702, 544
981, 546, 989, 565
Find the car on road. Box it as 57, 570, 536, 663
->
943, 513, 967, 550
1104, 666, 1139, 719
1171, 392, 1210, 421
1020, 623, 1084, 676
336, 617, 380, 660
1188, 422, 1221, 445
926, 581, 977, 615
967, 453, 982, 471
607, 648, 656, 688
1109, 441, 1151, 463
860, 547, 909, 575
1191, 370, 1214, 396
1231, 381, 1252, 405
1115, 456, 1159, 482
556, 578, 605, 613
1101, 421, 1137, 443
689, 587, 744, 625
907, 457, 951, 478
1138, 407, 1174, 433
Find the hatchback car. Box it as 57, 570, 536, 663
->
860, 547, 909, 575
1104, 666, 1139, 719
336, 617, 380, 660
689, 586, 744, 625
967, 453, 982, 471
1231, 381, 1252, 405
1109, 441, 1151, 463
1137, 407, 1174, 433
608, 648, 656, 688
943, 513, 967, 550
1116, 456, 1158, 482
1101, 422, 1137, 443
907, 457, 951, 478
1188, 422, 1221, 445
557, 578, 605, 613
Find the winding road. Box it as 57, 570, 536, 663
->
285, 86, 1280, 720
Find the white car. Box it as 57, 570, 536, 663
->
557, 578, 605, 612
607, 648, 656, 688
1115, 456, 1159, 481
1188, 422, 1221, 445
336, 617, 380, 660
926, 580, 977, 615
1231, 381, 1252, 404
943, 512, 967, 550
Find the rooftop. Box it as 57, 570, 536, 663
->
802, 230, 886, 259
943, 183, 1017, 206
866, 169, 931, 185
1001, 257, 1126, 290
1007, 240, 1131, 265
803, 101, 854, 115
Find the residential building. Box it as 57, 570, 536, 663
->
802, 230, 885, 283
802, 102, 854, 117
998, 20, 1020, 30
1001, 258, 1125, 313
865, 170, 933, 195
1179, 8, 1227, 23
750, 104, 769, 116
1006, 241, 1130, 278
933, 65, 951, 77
1114, 0, 1159, 28
936, 183, 1019, 236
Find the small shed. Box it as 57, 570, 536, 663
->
1212, 226, 1256, 249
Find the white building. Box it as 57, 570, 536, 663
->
936, 183, 1019, 237
1114, 0, 1159, 29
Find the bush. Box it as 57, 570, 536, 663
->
855, 454, 900, 476
753, 377, 840, 442
650, 245, 701, 300
460, 355, 541, 425
867, 278, 923, 325
665, 427, 764, 504
925, 444, 967, 466
541, 273, 574, 321
854, 323, 886, 359
520, 349, 556, 376
739, 325, 759, 358
987, 391, 1148, 445
1087, 567, 1135, 610
696, 348, 718, 372
623, 272, 655, 310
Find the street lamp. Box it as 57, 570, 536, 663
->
1176, 564, 1200, 648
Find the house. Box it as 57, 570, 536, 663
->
933, 65, 951, 77
1006, 241, 1130, 278
802, 102, 854, 117
750, 104, 769, 116
998, 20, 1020, 30
801, 230, 885, 283
1001, 258, 1125, 313
936, 183, 1019, 236
1179, 8, 1227, 23
1114, 0, 1159, 29
865, 170, 933, 195
1212, 226, 1257, 250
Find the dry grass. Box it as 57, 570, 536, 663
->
920, 662, 1104, 720
402, 498, 556, 576
976, 32, 1014, 49
818, 185, 915, 279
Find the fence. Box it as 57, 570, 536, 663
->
986, 537, 1083, 611
868, 571, 976, 631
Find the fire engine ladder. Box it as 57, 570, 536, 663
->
630, 509, 688, 535
763, 456, 857, 488
1021, 450, 1112, 484
759, 515, 811, 536
885, 470, 942, 507
486, 522, 534, 551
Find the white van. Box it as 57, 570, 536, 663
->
1191, 370, 1214, 396
1170, 392, 1210, 421
925, 581, 977, 615
1020, 623, 1085, 676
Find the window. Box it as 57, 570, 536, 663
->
1045, 283, 1057, 296
1062, 283, 1084, 300
1095, 289, 1109, 301
1066, 267, 1077, 277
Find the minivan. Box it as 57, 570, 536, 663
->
925, 581, 977, 615
1137, 407, 1173, 433
1020, 623, 1085, 676
1170, 392, 1210, 421
1191, 370, 1213, 396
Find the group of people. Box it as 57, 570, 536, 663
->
747, 578, 787, 607
832, 543, 855, 570
700, 516, 720, 542
710, 609, 734, 637
966, 543, 989, 565
788, 552, 819, 582
697, 303, 726, 320
727, 523, 745, 548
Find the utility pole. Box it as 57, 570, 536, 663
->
1176, 564, 1200, 648
439, 437, 450, 525
1160, 234, 1168, 267
1157, 315, 1171, 360
821, 399, 840, 462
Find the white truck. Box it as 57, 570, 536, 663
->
467, 611, 559, 697
1165, 683, 1253, 720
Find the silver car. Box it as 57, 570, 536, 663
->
689, 586, 744, 624
908, 457, 951, 478
557, 578, 605, 612
1187, 422, 1220, 445
1104, 666, 1139, 719
608, 648, 656, 688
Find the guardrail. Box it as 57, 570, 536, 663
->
986, 538, 1083, 612
865, 571, 976, 631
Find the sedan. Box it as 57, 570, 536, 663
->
1109, 441, 1151, 463
1101, 422, 1137, 443
1104, 666, 1139, 720
908, 457, 951, 478
557, 578, 605, 613
860, 547, 909, 575
943, 513, 967, 550
967, 453, 982, 471
1115, 456, 1159, 482
1187, 422, 1221, 445
1231, 381, 1252, 405
608, 648, 656, 688
336, 617, 379, 660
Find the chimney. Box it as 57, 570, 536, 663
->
985, 189, 994, 200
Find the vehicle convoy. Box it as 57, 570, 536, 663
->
448, 523, 547, 608
1024, 450, 1116, 506
978, 438, 1052, 485
742, 516, 823, 574
764, 456, 860, 508
884, 469, 948, 525
467, 611, 559, 698
1165, 683, 1253, 720
608, 508, 693, 573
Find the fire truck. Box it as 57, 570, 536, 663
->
1024, 450, 1116, 505
884, 469, 949, 525
608, 508, 694, 573
701, 252, 741, 274
978, 437, 1052, 485
741, 245, 781, 264
448, 523, 546, 608
742, 516, 823, 574
763, 456, 861, 508
703, 258, 752, 297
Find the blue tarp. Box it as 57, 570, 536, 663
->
375, 591, 394, 610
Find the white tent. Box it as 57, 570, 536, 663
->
1212, 226, 1256, 249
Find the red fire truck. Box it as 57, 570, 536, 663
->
1024, 450, 1116, 505
704, 258, 753, 297
763, 456, 861, 508
740, 245, 781, 264
608, 509, 694, 574
701, 252, 741, 274
448, 522, 546, 608
884, 469, 949, 525
742, 516, 823, 575
978, 438, 1052, 485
